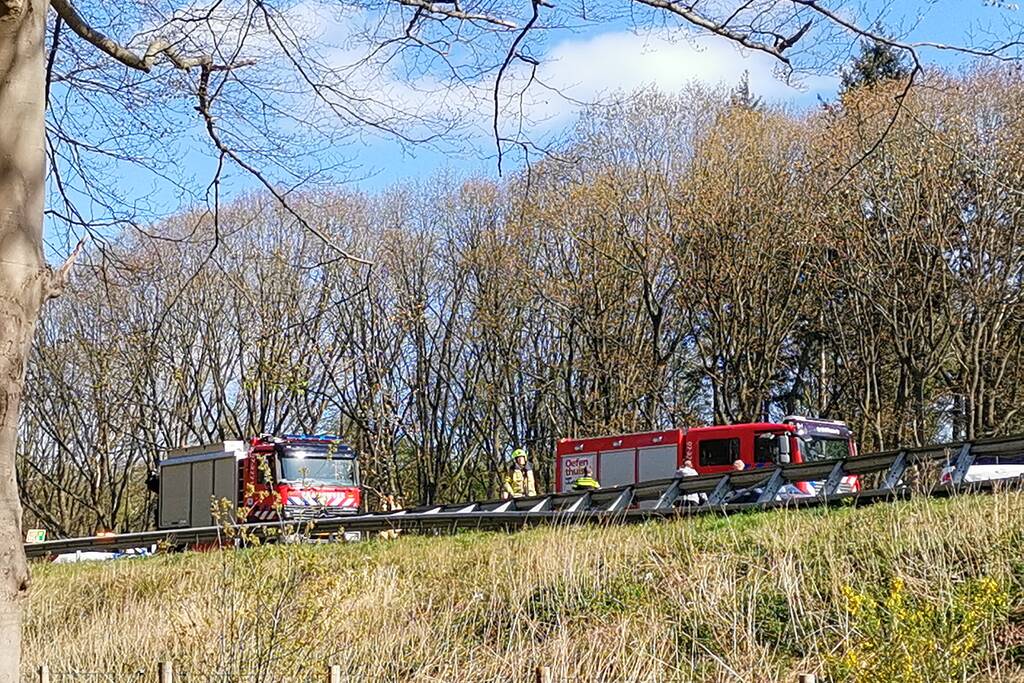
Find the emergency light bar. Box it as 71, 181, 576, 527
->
278, 436, 356, 459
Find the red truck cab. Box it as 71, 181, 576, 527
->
244, 435, 361, 521
684, 422, 796, 475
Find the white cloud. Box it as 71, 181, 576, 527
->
232, 0, 841, 157
374, 26, 840, 141
526, 28, 837, 124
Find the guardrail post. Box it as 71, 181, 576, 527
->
605, 486, 634, 513
564, 492, 591, 513
882, 451, 908, 492
819, 460, 846, 498
797, 674, 816, 683
37, 664, 49, 683
654, 479, 682, 511
705, 475, 732, 506
756, 468, 786, 504
535, 666, 552, 683
949, 442, 975, 486
528, 496, 553, 513
158, 661, 173, 683
328, 663, 342, 683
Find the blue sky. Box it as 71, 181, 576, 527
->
291, 0, 1024, 193
45, 0, 1024, 252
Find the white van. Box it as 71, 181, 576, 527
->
940, 453, 1024, 484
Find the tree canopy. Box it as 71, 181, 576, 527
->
20, 70, 1024, 535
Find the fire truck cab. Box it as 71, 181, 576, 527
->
556, 416, 857, 494
157, 434, 361, 529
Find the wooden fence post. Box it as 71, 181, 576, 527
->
328, 664, 342, 683
535, 666, 552, 683
37, 665, 49, 683
158, 661, 173, 683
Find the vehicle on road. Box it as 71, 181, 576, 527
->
556, 416, 859, 495
53, 547, 152, 563
939, 457, 1024, 485
156, 434, 361, 530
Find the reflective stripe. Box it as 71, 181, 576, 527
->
287, 493, 352, 506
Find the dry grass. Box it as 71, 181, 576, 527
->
22, 491, 1024, 682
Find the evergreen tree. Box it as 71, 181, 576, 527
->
840, 39, 912, 93
729, 71, 762, 111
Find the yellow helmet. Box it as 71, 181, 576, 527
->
511, 448, 528, 461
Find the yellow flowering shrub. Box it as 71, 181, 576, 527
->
828, 576, 1008, 682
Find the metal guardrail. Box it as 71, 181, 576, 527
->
24, 433, 1024, 559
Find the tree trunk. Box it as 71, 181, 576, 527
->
0, 0, 48, 677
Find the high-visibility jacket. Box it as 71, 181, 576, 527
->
572, 476, 600, 491
503, 466, 536, 498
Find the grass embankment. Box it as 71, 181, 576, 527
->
23, 492, 1024, 682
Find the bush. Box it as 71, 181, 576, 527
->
828, 576, 1009, 682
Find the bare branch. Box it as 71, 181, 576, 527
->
792, 0, 1024, 61
49, 0, 250, 72
44, 15, 61, 107
194, 65, 372, 266
396, 0, 518, 29
628, 0, 795, 64
493, 0, 545, 174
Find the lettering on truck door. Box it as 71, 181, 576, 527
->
562, 454, 596, 491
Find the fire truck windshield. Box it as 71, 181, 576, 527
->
280, 454, 356, 486
800, 437, 849, 462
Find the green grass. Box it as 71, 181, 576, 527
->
23, 492, 1024, 682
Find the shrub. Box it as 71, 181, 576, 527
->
827, 576, 1009, 682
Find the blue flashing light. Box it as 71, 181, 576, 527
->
277, 435, 356, 459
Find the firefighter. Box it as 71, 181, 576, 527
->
502, 448, 537, 499
572, 465, 600, 491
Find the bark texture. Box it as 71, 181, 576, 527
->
0, 0, 47, 676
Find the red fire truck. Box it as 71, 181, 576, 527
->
157, 434, 361, 529
556, 416, 857, 495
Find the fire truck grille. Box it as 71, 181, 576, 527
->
283, 505, 357, 520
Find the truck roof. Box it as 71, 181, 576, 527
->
783, 415, 850, 427
688, 422, 796, 435
161, 441, 246, 464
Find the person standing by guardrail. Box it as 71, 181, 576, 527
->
572, 466, 600, 491
676, 458, 703, 504
502, 448, 537, 499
